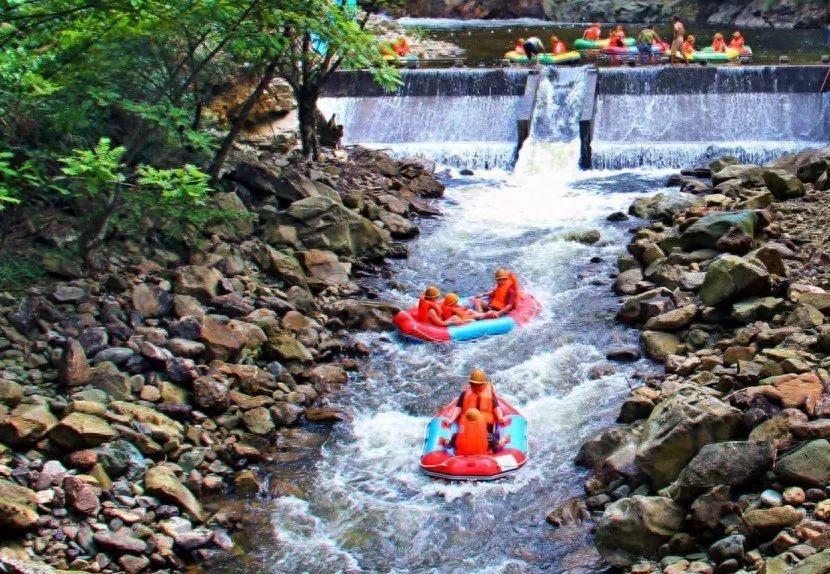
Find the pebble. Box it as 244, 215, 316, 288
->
760, 489, 784, 507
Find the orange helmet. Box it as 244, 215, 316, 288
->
494, 268, 509, 280
424, 285, 440, 299
469, 368, 489, 384
444, 293, 460, 305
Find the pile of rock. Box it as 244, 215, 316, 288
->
561, 148, 830, 573
0, 146, 443, 572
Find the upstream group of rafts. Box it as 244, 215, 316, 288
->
505, 36, 753, 65
394, 272, 539, 481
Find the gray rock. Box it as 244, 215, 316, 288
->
93, 530, 147, 554
675, 440, 775, 489
774, 439, 830, 486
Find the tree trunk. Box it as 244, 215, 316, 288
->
207, 61, 278, 183
79, 188, 120, 272
298, 86, 320, 160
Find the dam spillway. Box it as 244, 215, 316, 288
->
321, 65, 830, 171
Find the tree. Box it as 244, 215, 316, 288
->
273, 0, 402, 159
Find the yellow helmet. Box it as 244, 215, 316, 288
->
468, 368, 489, 384
495, 268, 509, 280
424, 285, 440, 299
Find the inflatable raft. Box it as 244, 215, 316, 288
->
419, 398, 528, 481
574, 37, 635, 50
393, 293, 541, 343
686, 47, 740, 63
384, 54, 419, 67
504, 50, 581, 65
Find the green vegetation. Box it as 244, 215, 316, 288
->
0, 0, 400, 271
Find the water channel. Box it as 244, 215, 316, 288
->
211, 59, 830, 573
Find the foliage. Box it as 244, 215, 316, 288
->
0, 253, 47, 291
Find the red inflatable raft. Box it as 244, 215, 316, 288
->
419, 398, 529, 481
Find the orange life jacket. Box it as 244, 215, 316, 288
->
552, 41, 567, 55
712, 38, 726, 52
454, 417, 489, 456
441, 302, 472, 321
417, 296, 441, 324
460, 384, 496, 425
682, 40, 695, 55
583, 26, 600, 41
489, 273, 519, 311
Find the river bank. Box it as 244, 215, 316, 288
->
0, 142, 446, 573
565, 147, 830, 572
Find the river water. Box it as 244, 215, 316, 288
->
210, 66, 828, 573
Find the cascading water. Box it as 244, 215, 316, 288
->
215, 64, 824, 574
591, 66, 830, 169
319, 69, 531, 170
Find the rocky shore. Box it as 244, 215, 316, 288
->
557, 147, 830, 573
0, 144, 444, 573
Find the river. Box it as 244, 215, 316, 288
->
209, 63, 829, 573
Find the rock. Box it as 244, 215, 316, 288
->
240, 407, 275, 435
674, 441, 775, 489
640, 331, 680, 361
595, 495, 685, 567
118, 554, 150, 574
0, 477, 39, 529
774, 439, 830, 487
49, 412, 117, 450
143, 465, 206, 522
95, 439, 147, 479
63, 475, 100, 515
379, 211, 418, 239
682, 211, 758, 251
714, 226, 753, 254
167, 338, 205, 357
193, 376, 231, 413
265, 332, 313, 363
300, 249, 350, 287
59, 339, 91, 387
606, 347, 642, 361
174, 265, 223, 301
629, 193, 703, 222
0, 404, 58, 446
131, 283, 172, 318
708, 534, 746, 564
198, 316, 244, 359
700, 254, 770, 307
762, 169, 805, 200
643, 305, 697, 331
690, 485, 731, 530
89, 361, 132, 401
635, 389, 742, 488
741, 506, 803, 539
324, 299, 399, 331
227, 319, 268, 351
0, 379, 23, 407
614, 268, 644, 295
234, 469, 260, 494
563, 229, 601, 245
712, 164, 765, 187
731, 296, 787, 324
92, 530, 148, 554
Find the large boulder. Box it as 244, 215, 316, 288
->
699, 254, 770, 307
324, 299, 400, 331
762, 169, 805, 200
173, 265, 223, 301
635, 388, 743, 488
0, 404, 59, 446
628, 193, 704, 222
674, 440, 775, 489
49, 413, 117, 450
679, 210, 758, 251
283, 196, 388, 260
773, 439, 830, 487
594, 495, 685, 567
712, 164, 765, 187
640, 331, 681, 361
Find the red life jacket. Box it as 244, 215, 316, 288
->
454, 417, 489, 456
489, 273, 519, 311
729, 37, 744, 50
417, 296, 441, 323
460, 384, 496, 425
583, 26, 600, 41
553, 41, 567, 55
712, 38, 727, 53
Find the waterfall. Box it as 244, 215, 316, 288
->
591, 66, 830, 169
319, 69, 533, 170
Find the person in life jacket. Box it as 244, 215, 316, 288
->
583, 23, 601, 41
609, 25, 626, 48
418, 285, 464, 327
682, 34, 696, 57
448, 369, 507, 430
472, 268, 519, 318
711, 32, 727, 53
393, 36, 410, 56
729, 31, 745, 50
453, 408, 490, 456
513, 38, 526, 54
441, 292, 487, 323
549, 36, 567, 55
